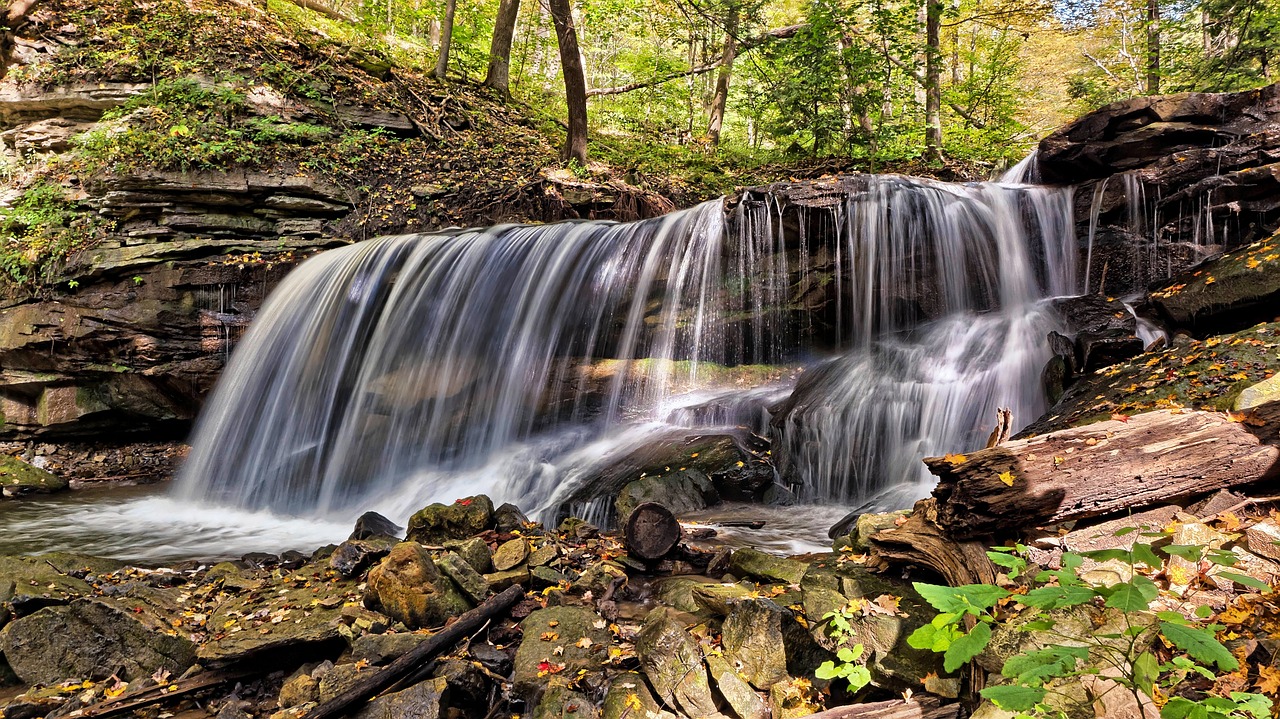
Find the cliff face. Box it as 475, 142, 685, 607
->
0, 0, 673, 443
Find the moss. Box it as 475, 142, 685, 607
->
0, 181, 110, 286
0, 456, 69, 494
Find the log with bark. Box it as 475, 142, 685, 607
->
927, 403, 1280, 540
300, 584, 525, 719
796, 696, 960, 718
624, 502, 682, 560
867, 498, 997, 587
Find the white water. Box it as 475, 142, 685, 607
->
0, 172, 1087, 561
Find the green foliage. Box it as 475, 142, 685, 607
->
908, 534, 1271, 719
814, 604, 873, 693
0, 182, 108, 286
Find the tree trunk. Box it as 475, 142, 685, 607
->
706, 8, 739, 146
624, 502, 683, 560
548, 0, 588, 165
796, 696, 960, 719
926, 404, 1280, 540
1146, 0, 1161, 94
435, 0, 456, 80
282, 0, 358, 23
923, 0, 943, 164
483, 0, 522, 97
868, 499, 997, 587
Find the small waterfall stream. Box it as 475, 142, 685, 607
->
0, 171, 1084, 560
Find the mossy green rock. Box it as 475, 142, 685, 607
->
405, 495, 494, 544
350, 632, 430, 666
634, 607, 718, 717
0, 553, 120, 614
534, 685, 600, 719
1150, 230, 1280, 333
721, 597, 791, 689
435, 551, 488, 604
352, 676, 447, 719
492, 538, 529, 571
0, 456, 68, 497
442, 536, 493, 573
706, 655, 769, 719
513, 606, 611, 695
0, 595, 196, 684
615, 469, 720, 520
728, 547, 808, 585
602, 671, 674, 719
363, 542, 472, 630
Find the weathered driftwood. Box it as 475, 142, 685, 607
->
796, 696, 960, 718
928, 404, 1280, 540
300, 584, 525, 719
867, 499, 997, 587
624, 502, 683, 560
63, 666, 261, 719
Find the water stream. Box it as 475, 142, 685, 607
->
0, 172, 1085, 561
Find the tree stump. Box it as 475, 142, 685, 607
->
624, 502, 683, 560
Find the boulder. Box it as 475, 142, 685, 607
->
350, 632, 430, 666
706, 655, 770, 719
601, 671, 674, 719
364, 543, 472, 629
0, 456, 69, 497
534, 685, 599, 719
616, 469, 721, 521
634, 608, 719, 717
832, 511, 909, 552
329, 537, 396, 578
0, 595, 196, 684
350, 511, 403, 540
492, 538, 529, 571
0, 553, 118, 618
493, 503, 531, 533
1246, 519, 1280, 563
352, 676, 448, 719
728, 547, 808, 585
405, 496, 495, 544
435, 552, 488, 604
721, 598, 791, 689
1236, 374, 1280, 411
442, 537, 493, 574
513, 606, 611, 695
1150, 231, 1280, 335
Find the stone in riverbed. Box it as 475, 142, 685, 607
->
435, 551, 488, 604
0, 595, 196, 684
728, 547, 808, 585
721, 598, 791, 689
634, 608, 719, 718
350, 511, 403, 540
405, 495, 494, 544
492, 538, 529, 571
352, 676, 448, 719
443, 536, 493, 573
484, 566, 531, 591
329, 537, 396, 578
513, 606, 611, 695
615, 469, 720, 520
601, 671, 674, 719
494, 502, 531, 533
0, 456, 68, 497
706, 655, 769, 719
364, 543, 472, 629
534, 685, 599, 719
350, 632, 430, 666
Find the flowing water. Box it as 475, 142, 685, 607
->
0, 172, 1085, 561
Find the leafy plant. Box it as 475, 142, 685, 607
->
908, 535, 1272, 719
813, 603, 873, 692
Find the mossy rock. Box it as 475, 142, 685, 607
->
405, 495, 495, 544
728, 547, 808, 585
1150, 229, 1280, 334
363, 542, 472, 630
615, 469, 719, 520
513, 606, 610, 695
0, 456, 68, 497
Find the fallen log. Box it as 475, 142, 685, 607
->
796, 696, 960, 718
300, 584, 525, 719
928, 404, 1280, 540
59, 666, 261, 719
867, 499, 997, 587
624, 502, 682, 560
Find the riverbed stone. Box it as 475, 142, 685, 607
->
615, 469, 720, 520
492, 538, 529, 571
728, 547, 807, 585
602, 671, 674, 719
513, 606, 611, 695
435, 551, 488, 604
350, 511, 402, 540
352, 676, 447, 719
534, 685, 599, 719
350, 632, 430, 666
443, 537, 493, 574
329, 537, 396, 578
573, 560, 627, 597
494, 503, 531, 533
484, 566, 530, 591
0, 456, 68, 497
364, 542, 472, 629
0, 553, 118, 617
721, 597, 791, 689
706, 655, 769, 719
0, 595, 196, 684
635, 607, 719, 717
405, 495, 495, 544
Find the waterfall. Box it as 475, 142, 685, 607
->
175, 174, 1079, 524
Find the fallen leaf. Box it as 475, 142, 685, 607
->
997, 470, 1015, 486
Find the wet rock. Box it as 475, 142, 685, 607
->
1077, 332, 1145, 373
635, 608, 719, 717
832, 510, 909, 552
350, 511, 403, 540
615, 469, 720, 521
0, 596, 196, 684
443, 537, 493, 574
0, 553, 117, 618
468, 642, 512, 675
405, 495, 495, 544
494, 503, 531, 533
350, 632, 430, 666
513, 606, 611, 695
558, 517, 599, 540
707, 655, 770, 719
728, 547, 807, 585
721, 598, 791, 689
352, 676, 447, 719
0, 456, 68, 497
528, 543, 559, 567
602, 671, 674, 719
365, 543, 472, 629
329, 537, 396, 578
433, 658, 488, 708
484, 566, 531, 591
492, 538, 529, 571
689, 582, 755, 615
534, 685, 599, 719
573, 560, 627, 597
1151, 231, 1280, 336
761, 483, 797, 506
319, 662, 371, 703
278, 671, 320, 709
435, 552, 488, 604
531, 565, 569, 590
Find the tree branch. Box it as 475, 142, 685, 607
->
282, 0, 359, 24
587, 23, 806, 97
883, 52, 988, 129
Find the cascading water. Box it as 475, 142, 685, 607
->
0, 171, 1083, 560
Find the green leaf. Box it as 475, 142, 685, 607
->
980, 684, 1046, 712
1103, 576, 1159, 611
987, 551, 1027, 578
1160, 621, 1239, 672
1079, 548, 1130, 562
1133, 651, 1159, 695
1001, 644, 1089, 684
1157, 611, 1192, 625
1206, 549, 1240, 567
1114, 526, 1138, 536
913, 582, 1008, 614
814, 661, 840, 680
1228, 692, 1272, 719
1215, 571, 1269, 591
1160, 697, 1209, 719
1132, 542, 1163, 569
1020, 585, 1095, 610
1161, 544, 1204, 561
907, 622, 958, 653
943, 622, 991, 672
1194, 604, 1213, 619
